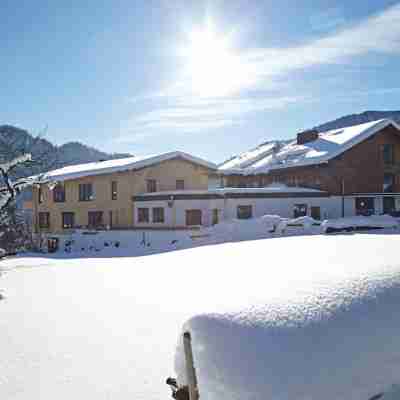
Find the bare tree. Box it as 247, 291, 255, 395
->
0, 127, 57, 254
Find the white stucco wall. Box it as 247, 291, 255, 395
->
133, 196, 344, 228
133, 199, 225, 228
133, 194, 400, 228
133, 200, 173, 227
223, 197, 343, 220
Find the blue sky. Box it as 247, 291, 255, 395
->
1, 0, 400, 163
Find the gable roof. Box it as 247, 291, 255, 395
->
41, 151, 217, 182
220, 119, 400, 175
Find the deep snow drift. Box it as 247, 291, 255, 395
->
1, 234, 400, 400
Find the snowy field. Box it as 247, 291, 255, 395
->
1, 233, 400, 400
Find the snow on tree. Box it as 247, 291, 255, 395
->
0, 128, 56, 254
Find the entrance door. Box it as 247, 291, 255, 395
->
186, 209, 202, 226
383, 197, 395, 214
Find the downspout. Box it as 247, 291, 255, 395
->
32, 185, 40, 249
33, 186, 39, 234
341, 179, 345, 218
171, 196, 176, 228
223, 192, 227, 221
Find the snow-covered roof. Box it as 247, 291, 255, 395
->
220, 119, 400, 175
219, 142, 279, 170
40, 151, 217, 182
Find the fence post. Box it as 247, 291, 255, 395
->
183, 331, 199, 400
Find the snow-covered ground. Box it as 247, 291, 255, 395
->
1, 233, 400, 400
33, 214, 399, 258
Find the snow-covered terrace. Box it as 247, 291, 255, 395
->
220, 119, 400, 175
40, 151, 217, 182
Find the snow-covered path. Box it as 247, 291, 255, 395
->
1, 234, 400, 399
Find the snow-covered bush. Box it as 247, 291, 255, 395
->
322, 215, 398, 233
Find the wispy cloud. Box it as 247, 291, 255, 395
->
123, 3, 400, 141
118, 96, 300, 143
245, 3, 400, 81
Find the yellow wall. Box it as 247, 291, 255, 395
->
33, 157, 211, 233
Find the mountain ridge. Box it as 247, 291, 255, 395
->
313, 110, 400, 132
0, 124, 131, 178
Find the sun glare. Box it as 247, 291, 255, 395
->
182, 24, 248, 97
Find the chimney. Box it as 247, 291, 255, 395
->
297, 129, 319, 145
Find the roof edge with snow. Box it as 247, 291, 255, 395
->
41, 151, 217, 182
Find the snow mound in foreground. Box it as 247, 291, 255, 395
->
175, 239, 400, 400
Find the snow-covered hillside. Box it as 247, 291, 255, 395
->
0, 125, 131, 179
1, 234, 400, 400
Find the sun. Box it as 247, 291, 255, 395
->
181, 24, 247, 97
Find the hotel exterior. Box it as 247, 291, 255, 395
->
32, 119, 400, 235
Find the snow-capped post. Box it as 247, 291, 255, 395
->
183, 331, 199, 400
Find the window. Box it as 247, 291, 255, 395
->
383, 197, 396, 214
62, 212, 74, 229
53, 184, 65, 202
311, 206, 321, 220
384, 173, 395, 193
146, 179, 157, 193
152, 207, 165, 223
88, 211, 103, 228
237, 205, 253, 219
176, 179, 185, 190
186, 209, 202, 226
109, 210, 113, 228
111, 181, 117, 200
79, 183, 93, 201
38, 212, 50, 229
212, 209, 219, 225
355, 197, 375, 216
293, 204, 307, 218
38, 187, 44, 204
137, 208, 149, 223
382, 144, 394, 164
